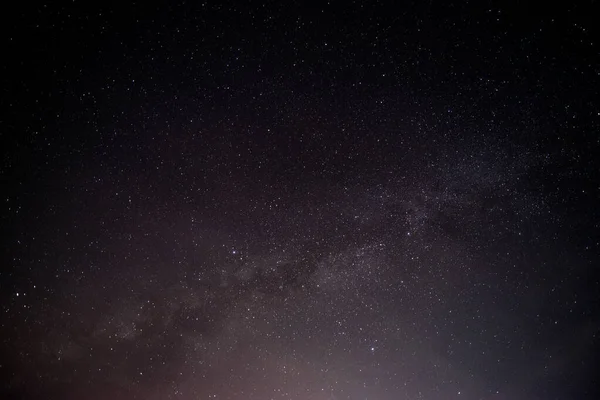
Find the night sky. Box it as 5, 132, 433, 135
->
1, 1, 599, 399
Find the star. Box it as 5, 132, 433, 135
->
1, 2, 597, 399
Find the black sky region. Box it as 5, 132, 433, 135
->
1, 1, 599, 399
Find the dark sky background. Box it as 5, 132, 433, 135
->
1, 1, 599, 399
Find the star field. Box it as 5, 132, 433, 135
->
1, 2, 599, 400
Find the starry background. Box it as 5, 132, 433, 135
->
1, 1, 599, 399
